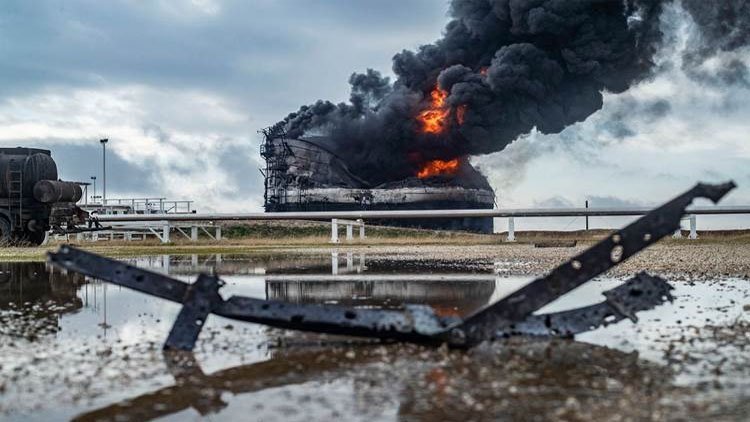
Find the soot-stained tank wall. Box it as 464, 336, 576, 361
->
264, 136, 496, 233
278, 187, 496, 233
279, 138, 367, 188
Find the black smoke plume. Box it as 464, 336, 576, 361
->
681, 1, 750, 86
272, 0, 750, 186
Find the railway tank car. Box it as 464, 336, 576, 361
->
0, 147, 87, 245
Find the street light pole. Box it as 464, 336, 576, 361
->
100, 138, 108, 205
585, 200, 590, 231
91, 176, 97, 203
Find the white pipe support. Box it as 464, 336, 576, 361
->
506, 217, 516, 243
689, 215, 698, 240
346, 252, 354, 272
357, 219, 366, 239
161, 221, 170, 244
331, 219, 339, 244
331, 252, 339, 275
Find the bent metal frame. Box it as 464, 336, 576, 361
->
47, 182, 736, 351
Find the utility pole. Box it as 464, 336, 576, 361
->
585, 200, 590, 231
100, 138, 109, 204
91, 176, 97, 203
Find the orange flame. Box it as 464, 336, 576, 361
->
456, 104, 467, 125
414, 84, 467, 178
417, 87, 450, 134
417, 158, 460, 179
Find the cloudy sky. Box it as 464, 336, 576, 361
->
1, 0, 748, 230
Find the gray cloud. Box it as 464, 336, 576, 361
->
533, 196, 575, 209
0, 0, 446, 109
533, 195, 645, 209
23, 142, 158, 194
0, 0, 447, 210
586, 196, 645, 208
0, 0, 748, 224
217, 143, 265, 198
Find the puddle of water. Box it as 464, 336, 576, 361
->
1, 253, 749, 420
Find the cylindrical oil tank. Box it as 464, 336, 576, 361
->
33, 180, 83, 204
0, 148, 58, 197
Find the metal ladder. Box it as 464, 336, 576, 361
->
7, 158, 23, 231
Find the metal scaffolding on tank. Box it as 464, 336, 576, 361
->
257, 127, 497, 233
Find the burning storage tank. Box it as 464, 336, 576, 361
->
260, 131, 496, 233
267, 2, 750, 235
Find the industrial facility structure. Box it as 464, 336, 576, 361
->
260, 129, 496, 233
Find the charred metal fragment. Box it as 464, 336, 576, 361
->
48, 247, 456, 347
506, 272, 674, 338
450, 181, 735, 346
164, 274, 224, 351
46, 182, 736, 351
42, 252, 670, 349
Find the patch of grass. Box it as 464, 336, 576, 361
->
222, 222, 476, 240
224, 224, 329, 239
2, 223, 749, 263
0, 247, 51, 262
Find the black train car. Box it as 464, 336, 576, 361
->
0, 147, 86, 245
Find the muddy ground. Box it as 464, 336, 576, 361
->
0, 242, 749, 421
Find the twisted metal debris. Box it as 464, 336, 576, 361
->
47, 182, 736, 351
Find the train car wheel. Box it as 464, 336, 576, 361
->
23, 229, 48, 246
0, 217, 11, 245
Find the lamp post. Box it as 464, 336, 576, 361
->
91, 176, 97, 203
585, 200, 590, 231
100, 138, 108, 205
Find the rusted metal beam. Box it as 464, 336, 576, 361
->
46, 244, 675, 349
503, 272, 673, 338
48, 246, 456, 348
448, 182, 735, 345
164, 274, 224, 351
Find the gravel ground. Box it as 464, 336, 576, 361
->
291, 241, 750, 280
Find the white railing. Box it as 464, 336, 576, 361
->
81, 206, 750, 244
93, 206, 750, 222
330, 218, 365, 243
83, 198, 195, 214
